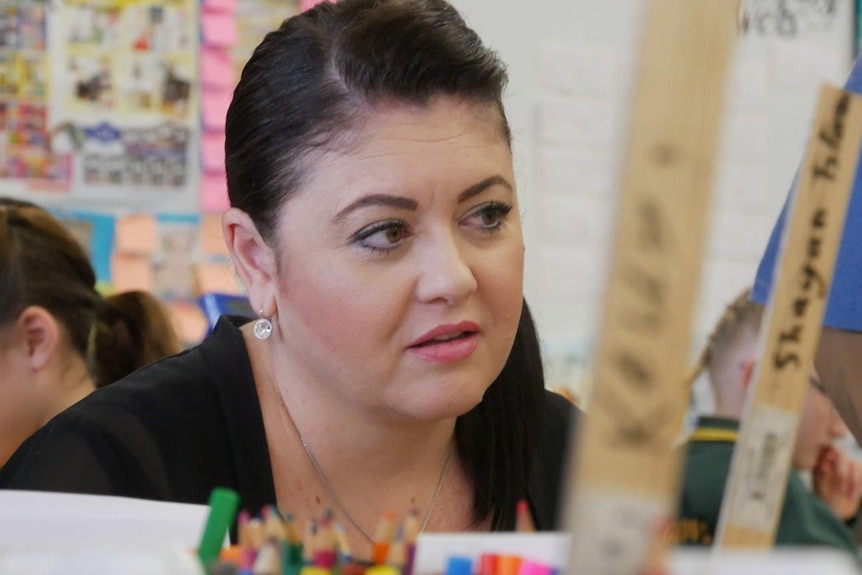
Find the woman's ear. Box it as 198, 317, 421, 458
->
17, 306, 59, 371
222, 208, 278, 316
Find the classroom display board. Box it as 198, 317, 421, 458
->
0, 0, 301, 343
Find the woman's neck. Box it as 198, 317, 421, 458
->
249, 323, 456, 480
41, 350, 95, 425
244, 324, 479, 553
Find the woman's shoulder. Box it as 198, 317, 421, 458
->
0, 316, 260, 498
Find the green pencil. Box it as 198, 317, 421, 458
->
198, 487, 241, 567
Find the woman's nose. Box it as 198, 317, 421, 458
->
413, 233, 478, 305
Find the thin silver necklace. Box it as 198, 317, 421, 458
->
298, 432, 453, 545
275, 384, 454, 545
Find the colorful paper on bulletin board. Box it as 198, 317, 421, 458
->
51, 210, 116, 287
201, 130, 226, 173
202, 172, 230, 212
232, 0, 296, 79
201, 47, 235, 89
61, 0, 197, 119
202, 11, 239, 48
166, 300, 209, 344
0, 5, 73, 191
115, 213, 159, 255
195, 262, 242, 295
154, 213, 200, 301
111, 253, 155, 293
299, 0, 327, 11
81, 122, 191, 189
202, 90, 232, 130
202, 0, 238, 13
200, 213, 230, 258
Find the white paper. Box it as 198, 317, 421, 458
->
0, 491, 215, 551
0, 548, 203, 575
725, 405, 799, 533
416, 533, 859, 575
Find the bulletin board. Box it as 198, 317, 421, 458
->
0, 0, 300, 343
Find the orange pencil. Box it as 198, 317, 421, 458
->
371, 510, 397, 565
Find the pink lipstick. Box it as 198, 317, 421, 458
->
408, 321, 480, 363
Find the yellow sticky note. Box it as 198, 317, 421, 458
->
115, 214, 158, 255
111, 253, 154, 292
199, 214, 229, 257
195, 262, 241, 295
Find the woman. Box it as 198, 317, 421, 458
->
0, 198, 182, 466
0, 0, 575, 551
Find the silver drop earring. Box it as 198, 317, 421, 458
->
253, 310, 272, 340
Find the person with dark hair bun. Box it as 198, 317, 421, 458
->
0, 197, 182, 466
0, 0, 576, 551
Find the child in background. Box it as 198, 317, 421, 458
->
0, 197, 182, 466
676, 288, 862, 554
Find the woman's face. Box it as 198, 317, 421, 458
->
271, 97, 523, 422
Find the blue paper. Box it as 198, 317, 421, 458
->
752, 55, 862, 331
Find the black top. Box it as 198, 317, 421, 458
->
0, 317, 576, 530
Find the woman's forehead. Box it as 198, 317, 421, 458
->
346, 97, 507, 152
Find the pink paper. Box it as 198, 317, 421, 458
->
111, 254, 155, 293
201, 89, 232, 130
167, 301, 209, 344
195, 262, 242, 296
299, 0, 327, 11
201, 47, 235, 89
115, 214, 158, 255
201, 172, 230, 213
201, 131, 226, 173
201, 12, 238, 48
199, 214, 230, 257
202, 0, 237, 13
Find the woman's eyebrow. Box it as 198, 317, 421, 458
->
333, 175, 514, 222
457, 175, 513, 204
333, 195, 418, 222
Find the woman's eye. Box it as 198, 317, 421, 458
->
351, 220, 410, 253
465, 202, 513, 232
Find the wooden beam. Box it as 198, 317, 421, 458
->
716, 84, 862, 549
564, 1, 738, 573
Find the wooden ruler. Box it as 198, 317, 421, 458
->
564, 1, 737, 574
715, 84, 862, 549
